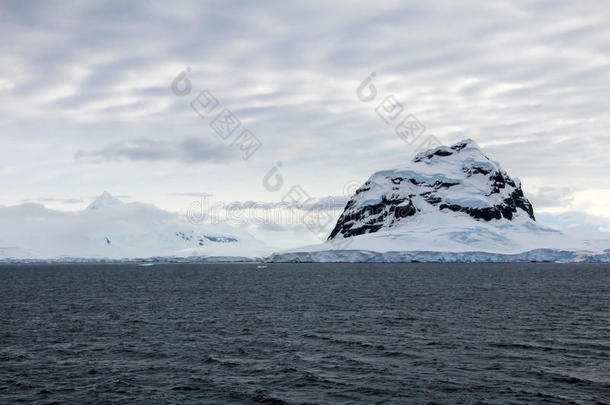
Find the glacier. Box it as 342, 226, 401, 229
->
269, 249, 610, 263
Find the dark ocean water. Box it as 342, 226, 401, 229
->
1, 263, 609, 404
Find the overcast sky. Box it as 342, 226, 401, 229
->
0, 0, 609, 229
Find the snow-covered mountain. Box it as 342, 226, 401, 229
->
275, 139, 609, 261
0, 192, 270, 260
329, 139, 535, 239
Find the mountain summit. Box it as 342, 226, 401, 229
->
86, 191, 125, 210
329, 139, 535, 240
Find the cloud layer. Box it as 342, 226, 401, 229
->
75, 137, 234, 163
0, 0, 608, 227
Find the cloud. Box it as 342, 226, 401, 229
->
1, 0, 609, 228
222, 195, 349, 211
23, 197, 84, 204
168, 192, 213, 197
250, 222, 302, 232
0, 166, 17, 176
537, 211, 610, 232
526, 187, 575, 209
74, 137, 234, 163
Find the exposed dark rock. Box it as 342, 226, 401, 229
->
421, 192, 442, 205
463, 165, 492, 176
413, 149, 454, 162
328, 195, 418, 239
438, 186, 535, 221
450, 141, 470, 151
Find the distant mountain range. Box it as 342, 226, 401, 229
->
1, 140, 609, 263
0, 191, 269, 260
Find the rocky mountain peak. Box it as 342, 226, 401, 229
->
329, 139, 535, 240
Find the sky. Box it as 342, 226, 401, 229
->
0, 0, 609, 233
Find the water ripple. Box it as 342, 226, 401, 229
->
1, 262, 609, 404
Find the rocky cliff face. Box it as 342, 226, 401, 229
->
329, 139, 535, 240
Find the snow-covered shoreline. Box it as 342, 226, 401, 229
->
268, 249, 610, 263
2, 247, 610, 264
